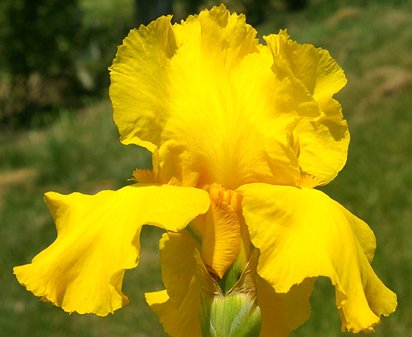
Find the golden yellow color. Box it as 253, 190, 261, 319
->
14, 185, 210, 316
14, 4, 396, 337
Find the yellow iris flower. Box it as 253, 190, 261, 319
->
14, 5, 396, 337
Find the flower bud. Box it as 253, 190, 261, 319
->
200, 292, 261, 337
197, 250, 261, 337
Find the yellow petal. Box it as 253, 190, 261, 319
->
195, 184, 243, 278
185, 4, 259, 68
148, 232, 313, 337
163, 8, 302, 188
266, 30, 347, 103
258, 277, 314, 337
14, 184, 209, 316
293, 108, 349, 186
110, 5, 300, 189
110, 6, 351, 189
110, 15, 177, 152
266, 31, 349, 185
238, 183, 397, 332
146, 232, 202, 337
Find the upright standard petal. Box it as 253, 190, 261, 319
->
14, 184, 209, 316
267, 30, 347, 102
266, 31, 349, 185
110, 5, 301, 189
110, 15, 177, 151
238, 183, 397, 332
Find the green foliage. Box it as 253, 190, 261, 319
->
0, 0, 134, 128
0, 101, 160, 336
0, 0, 83, 127
1, 0, 80, 77
77, 0, 134, 92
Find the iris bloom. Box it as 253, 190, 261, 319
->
14, 5, 396, 337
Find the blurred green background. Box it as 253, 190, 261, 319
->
0, 0, 411, 336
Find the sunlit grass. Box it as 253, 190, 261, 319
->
1, 1, 411, 336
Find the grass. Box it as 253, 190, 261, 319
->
1, 0, 411, 336
0, 101, 164, 337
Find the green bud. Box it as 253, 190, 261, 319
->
200, 292, 261, 337
197, 250, 261, 337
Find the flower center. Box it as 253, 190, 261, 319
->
191, 183, 250, 288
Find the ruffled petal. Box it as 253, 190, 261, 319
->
14, 184, 209, 316
293, 107, 349, 186
266, 30, 346, 101
258, 277, 314, 337
192, 184, 244, 279
147, 232, 314, 337
110, 5, 301, 189
266, 31, 349, 185
238, 183, 397, 332
110, 15, 177, 152
146, 232, 202, 337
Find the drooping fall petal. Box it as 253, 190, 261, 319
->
257, 277, 314, 337
146, 232, 203, 337
14, 184, 209, 316
147, 231, 314, 337
238, 183, 397, 332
